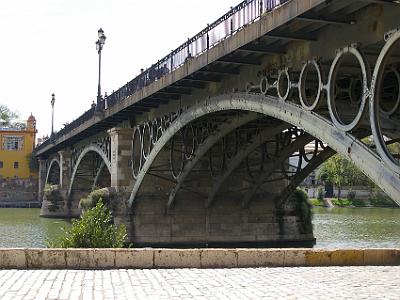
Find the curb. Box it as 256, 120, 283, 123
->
0, 248, 399, 269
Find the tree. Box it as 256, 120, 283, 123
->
0, 104, 25, 129
317, 154, 371, 199
47, 199, 127, 248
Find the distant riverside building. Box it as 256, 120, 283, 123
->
0, 114, 37, 179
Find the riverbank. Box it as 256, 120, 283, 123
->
309, 197, 397, 208
0, 202, 40, 208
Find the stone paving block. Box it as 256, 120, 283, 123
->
154, 249, 201, 268
115, 249, 154, 268
237, 249, 285, 267
284, 249, 306, 266
200, 249, 237, 268
0, 249, 26, 268
26, 249, 66, 269
305, 249, 332, 266
330, 249, 364, 266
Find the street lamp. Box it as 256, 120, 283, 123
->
95, 28, 106, 112
51, 93, 55, 136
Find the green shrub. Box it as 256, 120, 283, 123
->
308, 198, 324, 206
293, 189, 313, 234
79, 188, 110, 211
44, 184, 63, 212
317, 187, 325, 201
47, 199, 126, 248
347, 190, 356, 201
331, 198, 352, 206
369, 189, 396, 207
351, 198, 365, 207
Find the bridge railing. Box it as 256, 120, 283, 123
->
35, 0, 288, 153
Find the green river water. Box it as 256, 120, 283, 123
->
0, 207, 399, 248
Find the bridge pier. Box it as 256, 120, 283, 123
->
40, 150, 72, 218
37, 159, 47, 203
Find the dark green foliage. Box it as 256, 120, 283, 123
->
331, 198, 352, 206
27, 153, 39, 172
44, 184, 63, 212
317, 154, 372, 199
47, 199, 126, 248
369, 189, 397, 207
293, 189, 313, 234
308, 198, 324, 206
317, 187, 324, 201
0, 104, 26, 128
79, 188, 110, 211
347, 190, 356, 201
351, 198, 365, 207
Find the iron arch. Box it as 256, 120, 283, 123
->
129, 93, 400, 208
45, 158, 60, 186
67, 145, 112, 199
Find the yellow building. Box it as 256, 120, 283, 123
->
0, 114, 37, 179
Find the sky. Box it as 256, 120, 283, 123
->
0, 0, 241, 138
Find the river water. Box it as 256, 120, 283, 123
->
0, 207, 399, 248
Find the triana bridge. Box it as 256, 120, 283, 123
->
35, 0, 400, 247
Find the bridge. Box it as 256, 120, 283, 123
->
35, 0, 400, 247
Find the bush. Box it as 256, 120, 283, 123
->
331, 198, 352, 206
44, 184, 63, 212
47, 199, 126, 248
347, 190, 356, 201
308, 198, 324, 206
351, 198, 365, 207
317, 187, 325, 201
79, 188, 110, 211
293, 189, 313, 234
369, 189, 396, 207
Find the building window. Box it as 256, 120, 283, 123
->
14, 161, 19, 169
2, 136, 24, 151
0, 161, 3, 168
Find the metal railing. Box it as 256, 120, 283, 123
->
36, 0, 288, 152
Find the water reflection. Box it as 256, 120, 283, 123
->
313, 207, 400, 248
0, 208, 70, 248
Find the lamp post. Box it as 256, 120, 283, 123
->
95, 28, 106, 112
51, 93, 55, 137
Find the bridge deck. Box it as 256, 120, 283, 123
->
35, 0, 380, 157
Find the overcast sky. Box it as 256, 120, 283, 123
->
0, 0, 241, 138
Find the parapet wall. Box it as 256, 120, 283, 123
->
0, 248, 399, 269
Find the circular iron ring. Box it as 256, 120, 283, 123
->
298, 60, 323, 111
370, 30, 400, 173
327, 46, 371, 132
277, 69, 291, 101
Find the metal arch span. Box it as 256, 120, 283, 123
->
129, 93, 400, 208
45, 158, 60, 186
206, 124, 289, 208
67, 145, 112, 199
167, 113, 261, 209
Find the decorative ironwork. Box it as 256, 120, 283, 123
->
71, 136, 111, 171
35, 0, 289, 153
244, 31, 400, 175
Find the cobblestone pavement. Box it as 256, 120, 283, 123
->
0, 266, 399, 300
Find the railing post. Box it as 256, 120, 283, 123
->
259, 0, 263, 16
207, 24, 210, 50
